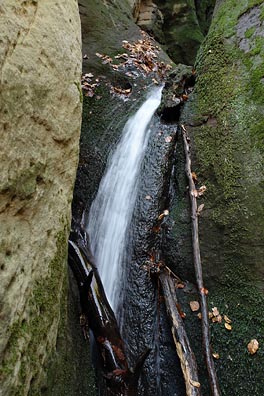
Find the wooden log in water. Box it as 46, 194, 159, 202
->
68, 225, 150, 396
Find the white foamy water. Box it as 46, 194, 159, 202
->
86, 86, 163, 312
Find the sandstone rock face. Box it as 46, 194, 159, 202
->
130, 0, 206, 65
0, 1, 82, 394
135, 0, 163, 39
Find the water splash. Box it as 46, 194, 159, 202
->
86, 86, 163, 312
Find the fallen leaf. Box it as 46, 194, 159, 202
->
189, 379, 201, 388
200, 287, 209, 295
176, 303, 186, 319
176, 283, 185, 289
212, 307, 219, 317
224, 323, 232, 331
197, 185, 207, 197
158, 213, 165, 221
197, 204, 204, 214
182, 94, 189, 101
190, 301, 200, 312
165, 136, 172, 143
112, 369, 127, 376
152, 225, 161, 233
84, 72, 93, 78
224, 315, 232, 324
191, 172, 198, 181
208, 312, 214, 319
197, 312, 202, 319
163, 209, 169, 216
247, 339, 259, 355
145, 195, 151, 200
212, 315, 222, 323
212, 352, 220, 360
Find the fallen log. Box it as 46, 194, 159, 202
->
147, 255, 201, 396
68, 225, 150, 396
182, 126, 221, 396
159, 270, 201, 396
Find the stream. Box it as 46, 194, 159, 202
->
86, 86, 163, 313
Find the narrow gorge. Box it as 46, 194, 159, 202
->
0, 1, 264, 396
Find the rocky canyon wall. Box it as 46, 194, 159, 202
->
0, 1, 82, 395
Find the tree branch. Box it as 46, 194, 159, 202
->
182, 127, 221, 396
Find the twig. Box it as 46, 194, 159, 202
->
182, 127, 221, 396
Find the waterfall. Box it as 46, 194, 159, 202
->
86, 86, 163, 312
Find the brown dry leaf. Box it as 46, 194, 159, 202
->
84, 72, 94, 78
208, 312, 214, 319
158, 213, 165, 221
197, 204, 204, 214
182, 94, 189, 101
176, 303, 186, 319
165, 136, 172, 143
224, 315, 232, 324
191, 172, 198, 181
191, 189, 198, 198
112, 369, 127, 376
197, 312, 202, 319
176, 282, 185, 289
112, 345, 126, 362
200, 287, 209, 295
190, 301, 200, 312
247, 339, 259, 355
212, 353, 220, 360
197, 185, 207, 197
212, 307, 219, 317
189, 379, 201, 388
212, 315, 222, 323
152, 225, 161, 233
115, 53, 128, 59
224, 322, 232, 331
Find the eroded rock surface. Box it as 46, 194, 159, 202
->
0, 1, 82, 394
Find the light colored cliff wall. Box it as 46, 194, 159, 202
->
0, 1, 82, 394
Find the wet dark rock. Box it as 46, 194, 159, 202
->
157, 64, 194, 123
118, 118, 185, 396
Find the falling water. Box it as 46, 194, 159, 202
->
87, 86, 163, 312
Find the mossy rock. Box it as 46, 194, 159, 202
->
170, 1, 264, 394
